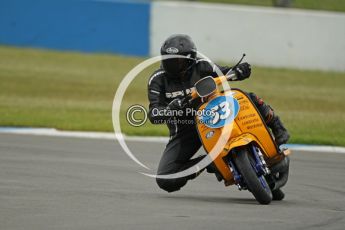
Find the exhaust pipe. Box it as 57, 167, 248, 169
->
270, 157, 290, 190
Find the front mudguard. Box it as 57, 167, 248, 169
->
225, 133, 268, 156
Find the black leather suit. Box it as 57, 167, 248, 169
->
147, 60, 272, 192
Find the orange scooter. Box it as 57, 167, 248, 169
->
187, 71, 290, 204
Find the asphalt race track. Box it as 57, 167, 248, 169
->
1, 133, 344, 230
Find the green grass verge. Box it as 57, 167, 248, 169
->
197, 0, 345, 12
0, 46, 344, 146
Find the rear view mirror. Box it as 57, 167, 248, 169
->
194, 76, 217, 98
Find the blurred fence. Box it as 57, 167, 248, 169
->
0, 0, 150, 56
1, 0, 344, 71
151, 1, 345, 72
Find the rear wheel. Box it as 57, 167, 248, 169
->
234, 148, 272, 204
272, 188, 285, 201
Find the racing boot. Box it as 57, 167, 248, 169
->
206, 162, 223, 182
268, 115, 290, 146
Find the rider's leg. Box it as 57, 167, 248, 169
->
156, 128, 203, 193
248, 93, 290, 145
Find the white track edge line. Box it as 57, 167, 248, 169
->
0, 128, 345, 153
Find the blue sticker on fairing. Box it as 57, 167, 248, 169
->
200, 96, 240, 128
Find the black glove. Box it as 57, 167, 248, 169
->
167, 98, 184, 111
234, 62, 251, 80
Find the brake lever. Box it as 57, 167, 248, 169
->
225, 53, 246, 77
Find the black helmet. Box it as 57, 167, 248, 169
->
160, 34, 197, 78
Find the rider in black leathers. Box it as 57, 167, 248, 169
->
147, 34, 289, 199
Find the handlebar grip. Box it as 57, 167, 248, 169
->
190, 90, 198, 100
226, 72, 237, 81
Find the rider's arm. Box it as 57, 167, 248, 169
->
197, 59, 251, 81
196, 59, 230, 77
147, 71, 171, 124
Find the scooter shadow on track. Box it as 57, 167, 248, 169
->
159, 194, 295, 205
160, 194, 262, 205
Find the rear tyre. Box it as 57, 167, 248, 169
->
272, 188, 285, 201
234, 148, 272, 204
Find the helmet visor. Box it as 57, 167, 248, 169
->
162, 56, 194, 76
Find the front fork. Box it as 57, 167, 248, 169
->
226, 145, 270, 191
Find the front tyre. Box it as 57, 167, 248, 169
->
234, 148, 272, 204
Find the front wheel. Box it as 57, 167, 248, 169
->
233, 148, 272, 204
